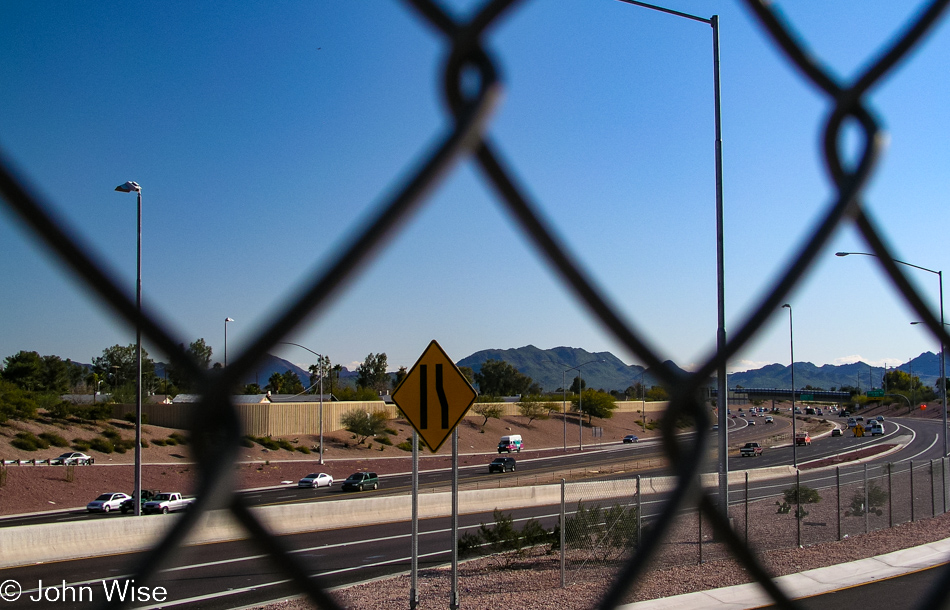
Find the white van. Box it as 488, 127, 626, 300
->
869, 422, 885, 436
498, 435, 523, 453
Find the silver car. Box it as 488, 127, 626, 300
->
87, 492, 131, 513
297, 473, 333, 488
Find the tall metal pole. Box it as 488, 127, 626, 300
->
116, 181, 143, 517
319, 356, 325, 465
134, 187, 142, 517
450, 428, 460, 609
784, 304, 796, 468
616, 0, 728, 516
410, 430, 419, 610
579, 369, 584, 451
562, 371, 567, 451
224, 317, 234, 367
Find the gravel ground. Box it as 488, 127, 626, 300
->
264, 510, 950, 610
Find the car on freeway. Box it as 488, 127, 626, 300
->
876, 416, 885, 422
488, 457, 516, 473
87, 492, 131, 513
856, 416, 865, 423
764, 416, 774, 424
711, 425, 719, 432
748, 419, 756, 426
341, 472, 379, 492
622, 434, 639, 443
51, 452, 94, 465
831, 428, 843, 437
298, 472, 333, 488
869, 422, 885, 436
120, 489, 161, 514
739, 413, 746, 418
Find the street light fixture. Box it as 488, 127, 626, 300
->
115, 180, 143, 516
782, 304, 796, 468
615, 0, 728, 515
224, 318, 235, 367
837, 251, 946, 457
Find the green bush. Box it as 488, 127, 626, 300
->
71, 439, 91, 451
376, 435, 393, 446
152, 438, 167, 446
168, 432, 188, 445
164, 436, 179, 446
38, 432, 69, 447
240, 436, 255, 448
89, 437, 114, 453
848, 481, 888, 517
294, 446, 311, 454
122, 412, 149, 425
11, 432, 48, 452
385, 427, 399, 435
457, 510, 554, 567
101, 428, 122, 441
782, 484, 822, 505
277, 439, 294, 451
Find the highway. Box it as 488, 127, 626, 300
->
0, 414, 946, 609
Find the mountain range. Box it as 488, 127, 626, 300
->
156, 346, 946, 396
455, 345, 948, 394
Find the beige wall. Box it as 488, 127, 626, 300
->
112, 399, 668, 437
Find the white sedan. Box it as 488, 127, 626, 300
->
52, 452, 94, 465
87, 492, 131, 513
298, 473, 333, 488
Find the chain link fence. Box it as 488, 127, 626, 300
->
4, 0, 950, 608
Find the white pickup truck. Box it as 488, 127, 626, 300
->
143, 492, 195, 514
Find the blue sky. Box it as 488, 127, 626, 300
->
2, 2, 949, 379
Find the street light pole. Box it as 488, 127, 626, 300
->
837, 251, 947, 457
280, 342, 326, 465
224, 318, 234, 367
783, 304, 796, 468
115, 180, 142, 516
615, 0, 728, 514
562, 359, 604, 452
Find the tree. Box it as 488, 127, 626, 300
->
341, 410, 389, 444
305, 354, 330, 394
92, 344, 156, 398
266, 370, 304, 394
572, 389, 617, 424
265, 372, 284, 394
166, 339, 213, 392
569, 376, 586, 395
2, 351, 43, 391
393, 366, 408, 389
473, 403, 503, 426
518, 395, 554, 426
0, 379, 38, 422
474, 359, 534, 397
459, 366, 475, 385
356, 353, 389, 393
242, 383, 262, 394
645, 385, 669, 401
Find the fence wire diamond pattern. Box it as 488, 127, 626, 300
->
3, 0, 950, 608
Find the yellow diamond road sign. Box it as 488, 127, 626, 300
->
391, 340, 478, 452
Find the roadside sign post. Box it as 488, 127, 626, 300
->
391, 340, 477, 610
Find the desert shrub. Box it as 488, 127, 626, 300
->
122, 412, 149, 425
294, 446, 311, 454
240, 436, 255, 448
376, 435, 393, 446
385, 427, 399, 435
38, 432, 69, 447
89, 437, 114, 453
11, 432, 48, 452
151, 438, 167, 446
277, 439, 294, 451
458, 510, 554, 567
71, 439, 91, 451
168, 432, 188, 445
101, 428, 122, 441
164, 436, 178, 446
847, 481, 888, 517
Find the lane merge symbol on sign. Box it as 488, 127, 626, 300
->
391, 340, 478, 452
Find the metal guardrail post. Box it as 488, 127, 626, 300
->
864, 463, 869, 534
888, 463, 893, 528
836, 467, 841, 541
745, 471, 749, 543
560, 478, 566, 588
796, 469, 802, 548
911, 460, 916, 523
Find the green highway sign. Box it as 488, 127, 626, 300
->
867, 389, 885, 397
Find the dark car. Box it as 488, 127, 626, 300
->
120, 489, 161, 514
341, 472, 379, 491
622, 435, 639, 443
489, 457, 516, 473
